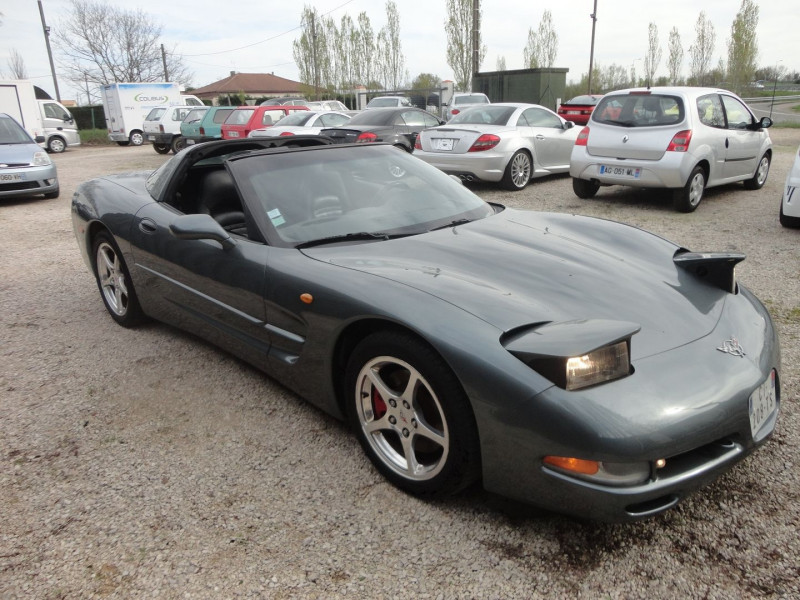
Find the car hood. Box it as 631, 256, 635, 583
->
0, 141, 43, 164
307, 209, 728, 360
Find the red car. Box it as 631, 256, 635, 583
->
221, 105, 308, 139
557, 94, 603, 125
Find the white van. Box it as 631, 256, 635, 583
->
38, 99, 80, 153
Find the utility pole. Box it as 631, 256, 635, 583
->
38, 0, 61, 101
311, 13, 319, 100
471, 0, 480, 90
161, 44, 169, 81
587, 0, 598, 94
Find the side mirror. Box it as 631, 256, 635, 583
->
34, 135, 46, 144
758, 116, 773, 129
169, 214, 236, 250
563, 121, 575, 129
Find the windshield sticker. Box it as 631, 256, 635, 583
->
267, 208, 286, 227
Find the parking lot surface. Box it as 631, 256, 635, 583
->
2, 131, 799, 598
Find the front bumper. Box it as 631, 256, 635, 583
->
0, 163, 59, 199
473, 285, 780, 522
783, 174, 800, 218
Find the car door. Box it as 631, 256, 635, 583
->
129, 199, 272, 369
519, 107, 573, 170
720, 94, 763, 180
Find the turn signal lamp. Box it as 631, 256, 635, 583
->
543, 456, 651, 486
468, 133, 500, 152
543, 456, 599, 475
575, 126, 590, 146
667, 130, 693, 152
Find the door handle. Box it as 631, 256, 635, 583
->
138, 218, 157, 234
725, 138, 729, 148
535, 135, 545, 140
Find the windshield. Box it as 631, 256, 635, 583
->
228, 144, 493, 246
565, 95, 600, 106
453, 94, 488, 106
449, 105, 516, 126
184, 108, 207, 123
592, 94, 685, 127
0, 116, 34, 144
367, 98, 401, 107
346, 110, 397, 126
275, 112, 315, 126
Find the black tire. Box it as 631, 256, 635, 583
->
153, 143, 170, 154
171, 136, 187, 154
780, 202, 800, 228
47, 136, 66, 153
43, 187, 60, 199
500, 150, 532, 191
572, 177, 599, 199
91, 231, 145, 327
744, 153, 770, 190
673, 165, 706, 213
345, 330, 481, 497
129, 131, 144, 146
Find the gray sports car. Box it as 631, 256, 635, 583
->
72, 137, 780, 522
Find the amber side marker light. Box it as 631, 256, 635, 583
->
300, 293, 314, 304
543, 456, 599, 475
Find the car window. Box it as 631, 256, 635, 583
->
262, 110, 286, 126
212, 108, 233, 124
449, 105, 515, 125
227, 109, 254, 125
422, 113, 441, 127
320, 112, 351, 127
42, 102, 71, 120
697, 94, 725, 128
0, 116, 33, 144
519, 107, 562, 128
145, 108, 166, 121
454, 94, 489, 106
368, 98, 400, 108
593, 94, 684, 127
721, 95, 753, 129
399, 110, 425, 127
276, 112, 315, 126
184, 108, 206, 123
565, 95, 599, 106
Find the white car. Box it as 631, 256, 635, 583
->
366, 96, 413, 109
306, 100, 350, 112
781, 145, 800, 228
569, 87, 773, 212
414, 103, 579, 191
142, 105, 198, 154
444, 92, 490, 121
248, 111, 352, 137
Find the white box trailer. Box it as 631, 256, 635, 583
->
101, 82, 201, 146
0, 79, 45, 143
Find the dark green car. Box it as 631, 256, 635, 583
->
181, 106, 235, 146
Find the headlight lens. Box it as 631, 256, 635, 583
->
33, 151, 52, 166
566, 340, 629, 390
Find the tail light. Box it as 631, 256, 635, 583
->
356, 132, 378, 143
414, 135, 421, 150
199, 126, 205, 135
159, 124, 164, 133
575, 126, 590, 146
468, 133, 500, 152
451, 109, 460, 116
279, 131, 295, 136
667, 130, 693, 152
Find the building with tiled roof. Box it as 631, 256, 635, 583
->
191, 72, 305, 105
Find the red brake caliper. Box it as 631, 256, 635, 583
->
372, 387, 387, 419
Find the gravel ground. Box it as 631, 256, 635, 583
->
1, 130, 799, 599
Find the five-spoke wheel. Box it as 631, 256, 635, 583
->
92, 231, 144, 327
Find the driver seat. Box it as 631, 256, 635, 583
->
197, 169, 246, 231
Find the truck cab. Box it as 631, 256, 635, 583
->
38, 100, 80, 153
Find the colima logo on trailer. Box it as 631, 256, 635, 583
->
134, 94, 168, 103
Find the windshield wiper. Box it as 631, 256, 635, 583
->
428, 218, 473, 232
296, 231, 392, 249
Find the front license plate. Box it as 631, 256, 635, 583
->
600, 164, 641, 179
0, 173, 24, 182
749, 370, 776, 436
434, 138, 455, 151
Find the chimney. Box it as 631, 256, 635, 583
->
230, 71, 236, 77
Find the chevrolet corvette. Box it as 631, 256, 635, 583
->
72, 137, 780, 521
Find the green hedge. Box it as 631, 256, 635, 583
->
70, 106, 107, 130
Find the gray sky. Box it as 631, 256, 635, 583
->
2, 0, 797, 102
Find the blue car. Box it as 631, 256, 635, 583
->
0, 113, 59, 199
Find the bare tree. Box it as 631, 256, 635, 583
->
445, 0, 486, 91
667, 27, 684, 85
688, 11, 716, 85
523, 10, 558, 68
496, 56, 507, 71
377, 1, 406, 90
7, 48, 28, 79
727, 0, 759, 94
54, 0, 191, 89
643, 23, 662, 86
